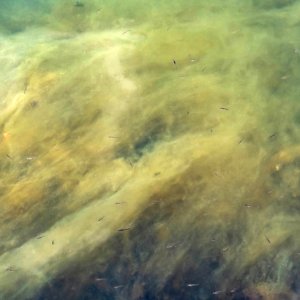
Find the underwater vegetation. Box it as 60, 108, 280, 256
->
0, 0, 300, 299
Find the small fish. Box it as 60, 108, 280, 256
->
108, 136, 120, 139
52, 240, 55, 245
269, 133, 277, 140
212, 290, 224, 295
115, 202, 126, 205
30, 101, 38, 108
5, 266, 16, 272
113, 285, 124, 289
149, 201, 160, 207
220, 107, 229, 111
6, 154, 12, 160
98, 217, 104, 222
244, 204, 252, 208
36, 236, 44, 239
96, 278, 106, 281
117, 228, 131, 232
187, 283, 200, 287
173, 59, 176, 65
166, 242, 181, 249
265, 235, 271, 244
24, 83, 28, 94
154, 172, 161, 176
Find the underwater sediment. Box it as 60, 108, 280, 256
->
0, 0, 300, 299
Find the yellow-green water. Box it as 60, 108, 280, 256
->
0, 0, 300, 299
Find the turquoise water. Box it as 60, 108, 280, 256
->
0, 0, 300, 299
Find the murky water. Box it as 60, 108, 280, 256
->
0, 0, 300, 299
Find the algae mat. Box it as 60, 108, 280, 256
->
0, 0, 300, 299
